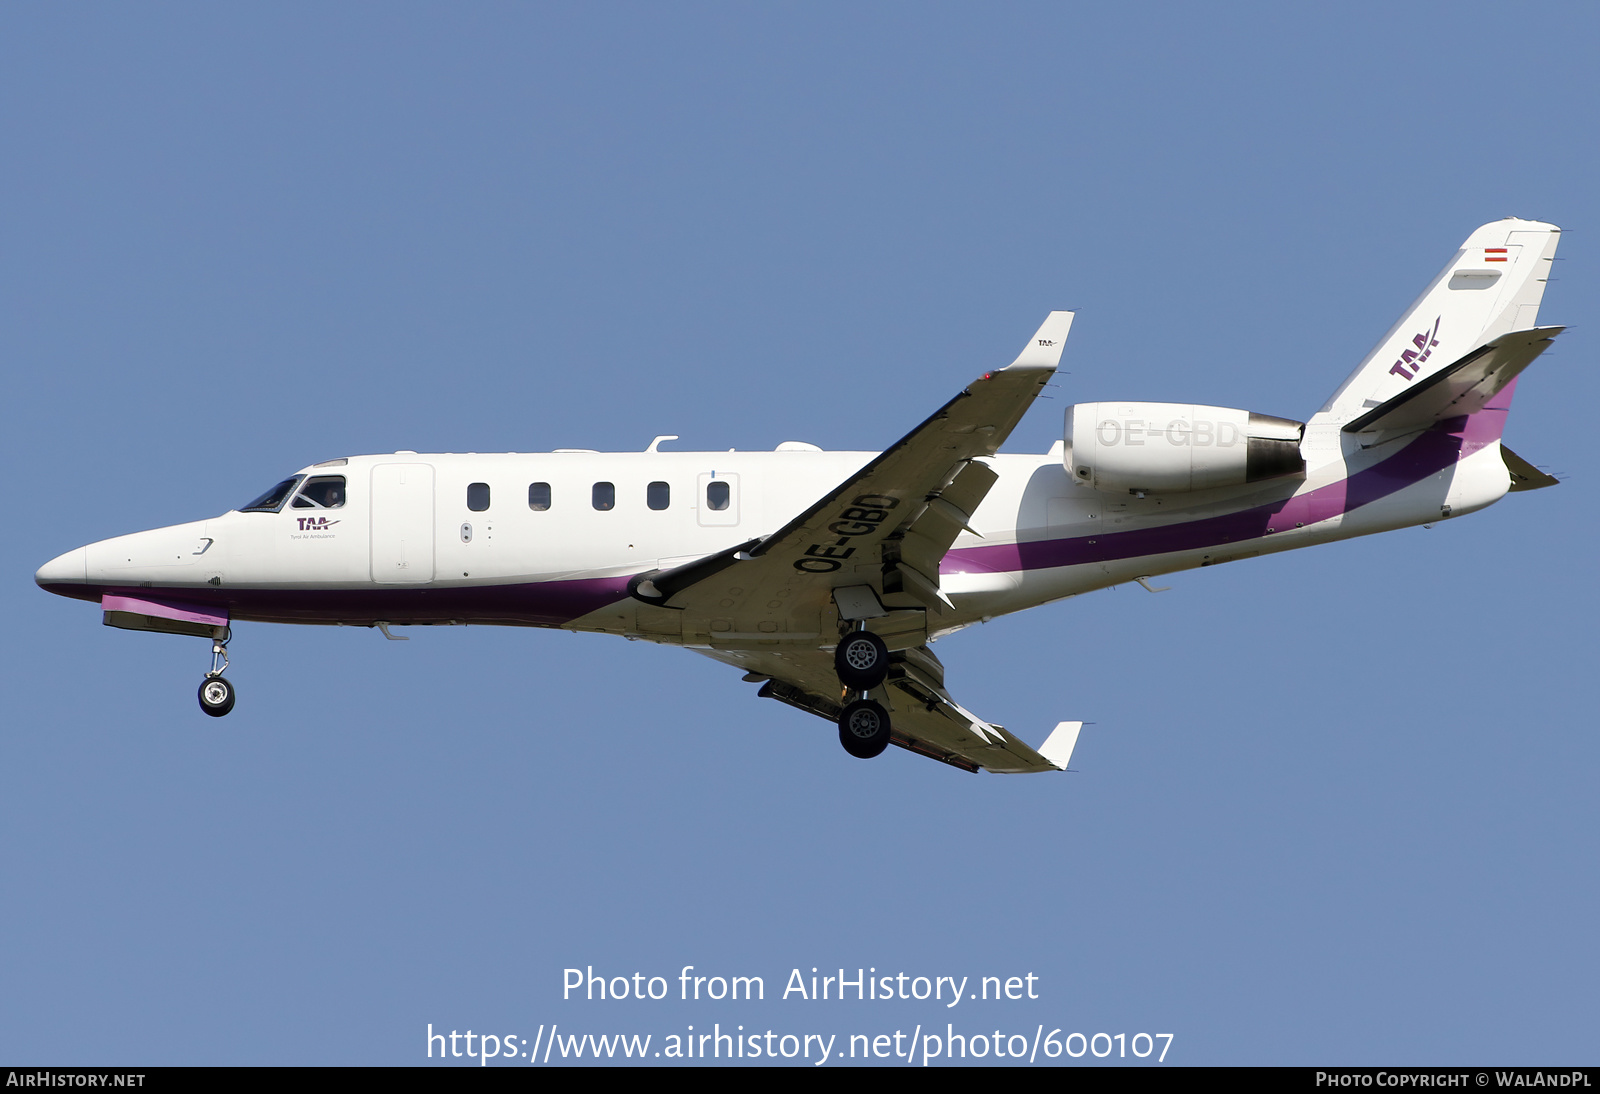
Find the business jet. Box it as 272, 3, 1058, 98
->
36, 219, 1562, 774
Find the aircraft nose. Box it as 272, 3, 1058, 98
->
35, 546, 88, 588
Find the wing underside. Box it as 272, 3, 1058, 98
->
698, 645, 1068, 774
631, 312, 1075, 635
629, 311, 1078, 774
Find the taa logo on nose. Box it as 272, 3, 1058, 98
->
296, 516, 340, 532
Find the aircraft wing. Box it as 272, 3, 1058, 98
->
698, 643, 1082, 775
630, 311, 1074, 630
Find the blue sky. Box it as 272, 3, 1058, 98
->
3, 2, 1597, 1065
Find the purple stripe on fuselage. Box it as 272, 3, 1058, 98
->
46, 574, 635, 628
44, 403, 1516, 622
102, 593, 229, 628
945, 410, 1499, 576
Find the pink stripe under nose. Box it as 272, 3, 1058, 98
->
101, 594, 229, 628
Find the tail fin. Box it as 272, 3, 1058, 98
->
1314, 219, 1560, 425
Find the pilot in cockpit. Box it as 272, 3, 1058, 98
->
292, 477, 346, 509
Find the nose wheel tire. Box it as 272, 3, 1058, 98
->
198, 676, 236, 717
838, 698, 891, 759
834, 631, 890, 691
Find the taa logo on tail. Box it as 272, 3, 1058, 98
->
1388, 318, 1441, 381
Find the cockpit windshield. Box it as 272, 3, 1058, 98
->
240, 477, 303, 513
291, 476, 346, 509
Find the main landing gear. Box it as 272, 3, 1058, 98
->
197, 628, 236, 717
838, 697, 890, 759
835, 624, 891, 759
834, 629, 890, 690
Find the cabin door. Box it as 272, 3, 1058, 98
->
370, 463, 436, 583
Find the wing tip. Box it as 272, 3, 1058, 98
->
1005, 310, 1075, 371
1037, 720, 1084, 771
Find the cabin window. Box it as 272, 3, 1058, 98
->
706, 480, 731, 511
240, 477, 302, 513
291, 476, 346, 509
592, 482, 615, 511
467, 482, 491, 512
647, 481, 670, 510
528, 482, 551, 511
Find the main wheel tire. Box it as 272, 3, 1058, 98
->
198, 676, 236, 718
834, 631, 890, 690
837, 698, 891, 759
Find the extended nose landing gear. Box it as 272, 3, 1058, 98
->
199, 676, 235, 717
197, 628, 235, 717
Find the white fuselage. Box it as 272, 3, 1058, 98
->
28, 219, 1557, 762
36, 425, 1513, 647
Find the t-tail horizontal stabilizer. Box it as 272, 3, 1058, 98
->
1315, 218, 1560, 426
1344, 327, 1563, 435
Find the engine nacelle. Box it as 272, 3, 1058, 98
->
1064, 402, 1305, 494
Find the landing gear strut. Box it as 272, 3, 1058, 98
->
197, 628, 235, 717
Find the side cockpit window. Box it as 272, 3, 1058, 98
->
292, 476, 347, 509
240, 477, 303, 513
